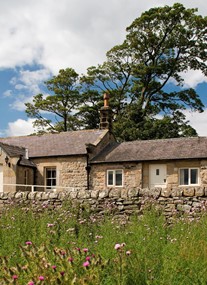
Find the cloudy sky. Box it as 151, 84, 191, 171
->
0, 0, 207, 137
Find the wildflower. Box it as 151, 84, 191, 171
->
25, 241, 32, 245
39, 276, 44, 281
28, 282, 34, 285
68, 257, 73, 262
85, 256, 91, 261
47, 223, 54, 227
12, 275, 18, 280
83, 248, 88, 253
60, 250, 66, 256
95, 235, 103, 239
114, 244, 121, 250
83, 261, 90, 267
60, 271, 65, 276
51, 265, 57, 270
126, 250, 131, 255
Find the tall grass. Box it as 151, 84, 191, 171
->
1, 202, 207, 284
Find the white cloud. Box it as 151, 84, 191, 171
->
5, 118, 36, 137
0, 0, 206, 75
184, 109, 207, 136
11, 68, 52, 94
8, 68, 52, 111
0, 0, 207, 137
3, 90, 12, 97
181, 70, 207, 89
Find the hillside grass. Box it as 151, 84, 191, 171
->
1, 202, 207, 284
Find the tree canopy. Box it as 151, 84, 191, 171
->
25, 68, 81, 133
25, 3, 207, 140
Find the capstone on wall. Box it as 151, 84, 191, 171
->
1, 187, 207, 222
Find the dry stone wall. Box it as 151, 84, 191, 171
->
1, 187, 207, 221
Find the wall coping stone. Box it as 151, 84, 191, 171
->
2, 187, 207, 219
109, 188, 121, 198
99, 190, 109, 199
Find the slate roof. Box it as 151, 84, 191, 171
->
0, 129, 108, 158
91, 136, 207, 163
0, 142, 25, 157
17, 157, 36, 168
0, 142, 36, 168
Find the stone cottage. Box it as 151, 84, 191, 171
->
89, 137, 207, 191
0, 93, 207, 193
0, 129, 114, 192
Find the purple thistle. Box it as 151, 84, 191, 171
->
83, 261, 90, 267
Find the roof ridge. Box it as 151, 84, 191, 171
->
0, 129, 103, 140
0, 141, 26, 150
122, 136, 205, 144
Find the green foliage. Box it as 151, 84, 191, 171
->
25, 3, 207, 140
80, 3, 207, 140
25, 68, 81, 133
2, 203, 207, 284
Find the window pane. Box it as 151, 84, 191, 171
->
52, 170, 56, 178
108, 171, 113, 185
115, 170, 122, 186
46, 168, 56, 189
51, 179, 56, 186
46, 179, 51, 187
190, 169, 198, 184
180, 169, 189, 185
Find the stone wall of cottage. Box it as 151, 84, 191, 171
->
90, 162, 142, 190
0, 152, 18, 192
88, 131, 115, 159
16, 166, 34, 192
90, 159, 207, 191
142, 160, 203, 189
1, 186, 207, 221
32, 156, 88, 191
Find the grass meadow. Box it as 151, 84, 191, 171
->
1, 202, 207, 284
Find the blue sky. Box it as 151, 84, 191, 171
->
0, 0, 207, 137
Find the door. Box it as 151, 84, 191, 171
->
149, 164, 167, 188
0, 165, 3, 192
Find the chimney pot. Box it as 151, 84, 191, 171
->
103, 93, 110, 107
100, 93, 112, 131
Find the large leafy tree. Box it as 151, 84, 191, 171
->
80, 3, 207, 140
25, 68, 81, 133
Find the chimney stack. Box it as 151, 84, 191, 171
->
99, 93, 112, 131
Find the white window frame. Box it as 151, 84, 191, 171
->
179, 168, 199, 186
107, 169, 123, 187
45, 167, 57, 190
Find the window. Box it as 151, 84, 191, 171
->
45, 167, 56, 190
179, 168, 199, 186
107, 170, 123, 187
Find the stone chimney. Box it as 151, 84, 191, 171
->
99, 93, 113, 131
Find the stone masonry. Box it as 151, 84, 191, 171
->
1, 186, 207, 221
